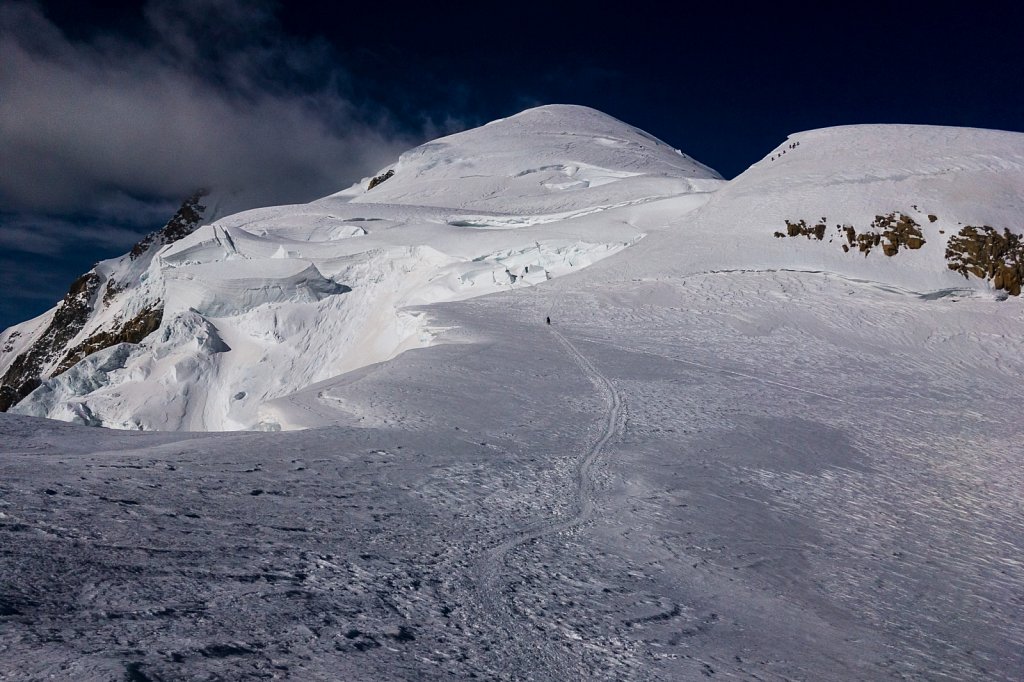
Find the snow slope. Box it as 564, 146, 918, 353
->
2, 270, 1022, 680
4, 111, 1024, 432
5, 105, 721, 430
1, 108, 1023, 680
642, 124, 1024, 295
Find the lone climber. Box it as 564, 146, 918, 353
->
546, 316, 551, 325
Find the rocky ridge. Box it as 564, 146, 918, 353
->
0, 192, 208, 411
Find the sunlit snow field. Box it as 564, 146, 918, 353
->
3, 269, 1022, 680
2, 106, 1023, 680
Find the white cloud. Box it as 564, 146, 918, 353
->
0, 0, 416, 214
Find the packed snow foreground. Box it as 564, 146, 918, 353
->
4, 105, 1022, 431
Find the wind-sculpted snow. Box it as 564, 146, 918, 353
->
162, 260, 352, 317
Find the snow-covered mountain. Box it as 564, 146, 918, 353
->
648, 123, 1024, 294
2, 105, 1023, 681
0, 105, 721, 430
1, 105, 1022, 431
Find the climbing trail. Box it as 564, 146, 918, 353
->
469, 324, 625, 678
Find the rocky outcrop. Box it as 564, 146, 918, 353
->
0, 192, 208, 412
775, 211, 926, 257
367, 169, 395, 190
946, 225, 1024, 296
871, 213, 926, 256
51, 307, 163, 376
772, 210, 1024, 296
777, 219, 827, 240
129, 190, 208, 260
1, 331, 21, 355
0, 272, 101, 411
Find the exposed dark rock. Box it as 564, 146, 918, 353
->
777, 212, 924, 257
946, 225, 1024, 296
871, 212, 926, 256
783, 219, 826, 240
775, 210, 1022, 296
367, 169, 395, 190
130, 190, 208, 261
843, 225, 856, 246
0, 191, 206, 412
51, 306, 163, 376
854, 230, 881, 255
103, 280, 124, 306
0, 272, 101, 411
1, 331, 21, 355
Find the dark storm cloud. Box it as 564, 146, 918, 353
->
0, 0, 416, 214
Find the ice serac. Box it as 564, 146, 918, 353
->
7, 105, 721, 431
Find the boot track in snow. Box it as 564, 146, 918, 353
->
472, 326, 625, 679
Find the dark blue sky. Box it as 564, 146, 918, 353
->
2, 0, 1022, 330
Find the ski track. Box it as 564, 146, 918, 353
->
472, 326, 624, 679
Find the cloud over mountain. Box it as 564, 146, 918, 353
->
0, 0, 414, 214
